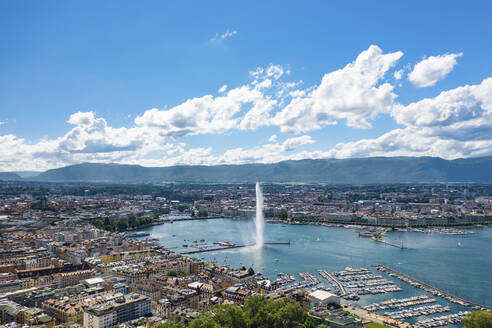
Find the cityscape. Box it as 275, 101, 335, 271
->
0, 180, 491, 328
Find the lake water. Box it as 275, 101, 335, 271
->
137, 218, 492, 321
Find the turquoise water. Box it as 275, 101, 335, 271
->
138, 219, 492, 315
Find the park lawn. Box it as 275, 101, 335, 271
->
365, 322, 392, 328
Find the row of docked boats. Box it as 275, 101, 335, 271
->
415, 311, 470, 327
363, 295, 436, 312
384, 304, 450, 319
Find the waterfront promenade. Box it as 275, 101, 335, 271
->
376, 264, 492, 311
343, 304, 411, 328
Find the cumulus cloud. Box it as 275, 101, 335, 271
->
327, 78, 492, 159
1, 45, 491, 171
408, 52, 462, 87
394, 69, 403, 80
134, 85, 276, 136
273, 45, 403, 132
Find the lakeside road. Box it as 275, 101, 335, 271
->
343, 304, 411, 328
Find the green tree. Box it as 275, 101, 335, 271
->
279, 209, 288, 220
103, 217, 112, 231
157, 316, 186, 328
243, 295, 269, 327
197, 209, 209, 217
243, 296, 313, 328
211, 304, 248, 328
128, 216, 137, 229
167, 269, 178, 277
189, 314, 221, 328
93, 219, 104, 229
116, 219, 129, 231
462, 311, 492, 328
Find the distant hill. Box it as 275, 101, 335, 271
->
28, 156, 492, 184
13, 171, 41, 178
0, 172, 21, 181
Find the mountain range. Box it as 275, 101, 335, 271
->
1, 156, 492, 184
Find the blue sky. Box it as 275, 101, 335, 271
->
1, 0, 492, 171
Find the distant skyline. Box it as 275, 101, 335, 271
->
1, 1, 492, 171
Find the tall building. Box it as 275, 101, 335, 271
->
83, 293, 151, 328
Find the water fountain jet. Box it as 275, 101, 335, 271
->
254, 182, 265, 248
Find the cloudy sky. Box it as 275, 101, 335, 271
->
1, 1, 492, 171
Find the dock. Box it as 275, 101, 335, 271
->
372, 237, 406, 249
376, 264, 492, 311
180, 241, 290, 255
319, 269, 347, 295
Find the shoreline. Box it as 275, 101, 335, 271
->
131, 216, 490, 235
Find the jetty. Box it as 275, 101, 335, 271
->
318, 269, 347, 295
372, 236, 406, 249
376, 264, 492, 311
180, 241, 290, 255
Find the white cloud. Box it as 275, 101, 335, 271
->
199, 135, 316, 165
266, 65, 284, 80
134, 85, 275, 136
273, 45, 403, 132
327, 77, 492, 159
394, 69, 403, 80
1, 46, 491, 171
408, 52, 462, 87
211, 29, 237, 41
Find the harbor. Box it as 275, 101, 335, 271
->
415, 312, 471, 327
376, 264, 492, 311
362, 295, 437, 311
384, 304, 450, 320
319, 267, 402, 299
139, 218, 492, 309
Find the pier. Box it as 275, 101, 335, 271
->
372, 237, 406, 249
376, 264, 492, 311
319, 270, 347, 295
180, 241, 290, 255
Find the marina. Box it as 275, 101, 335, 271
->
376, 264, 492, 311
415, 312, 471, 327
320, 267, 402, 298
269, 272, 321, 298
363, 295, 437, 311
384, 304, 450, 320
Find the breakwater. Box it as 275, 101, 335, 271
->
180, 241, 290, 255
372, 237, 406, 249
